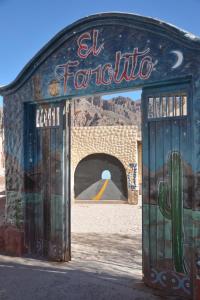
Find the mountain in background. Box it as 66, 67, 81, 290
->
72, 95, 141, 129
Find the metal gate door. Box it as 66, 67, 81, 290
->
24, 101, 71, 261
142, 82, 193, 298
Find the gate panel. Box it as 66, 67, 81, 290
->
24, 101, 71, 261
142, 83, 193, 298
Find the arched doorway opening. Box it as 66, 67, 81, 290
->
74, 153, 128, 201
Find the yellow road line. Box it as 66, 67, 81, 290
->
92, 179, 109, 201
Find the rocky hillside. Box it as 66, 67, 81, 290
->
71, 95, 141, 129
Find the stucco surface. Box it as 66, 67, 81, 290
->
71, 125, 139, 204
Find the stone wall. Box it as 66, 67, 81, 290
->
3, 93, 25, 227
71, 125, 140, 204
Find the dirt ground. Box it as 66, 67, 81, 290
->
0, 201, 178, 300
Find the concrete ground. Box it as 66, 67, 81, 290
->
0, 201, 176, 300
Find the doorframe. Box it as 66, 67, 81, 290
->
23, 99, 72, 260
141, 77, 194, 298
23, 75, 194, 281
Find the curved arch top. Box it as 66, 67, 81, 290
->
1, 12, 200, 96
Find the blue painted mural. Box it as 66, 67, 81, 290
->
0, 13, 200, 300
29, 22, 198, 101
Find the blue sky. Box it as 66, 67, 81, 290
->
102, 91, 142, 101
0, 0, 200, 104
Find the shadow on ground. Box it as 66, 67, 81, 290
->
0, 233, 180, 300
71, 232, 142, 273
0, 254, 158, 300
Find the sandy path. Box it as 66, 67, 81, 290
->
71, 202, 143, 278
70, 202, 175, 299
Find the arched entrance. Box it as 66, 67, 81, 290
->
74, 153, 128, 201
1, 12, 200, 299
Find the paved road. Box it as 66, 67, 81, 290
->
77, 179, 126, 200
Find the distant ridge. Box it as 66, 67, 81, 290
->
72, 95, 141, 129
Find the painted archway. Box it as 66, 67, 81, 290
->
74, 153, 128, 201
71, 125, 139, 204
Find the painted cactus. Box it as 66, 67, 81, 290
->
158, 151, 186, 274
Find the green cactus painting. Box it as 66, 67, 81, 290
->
158, 151, 186, 274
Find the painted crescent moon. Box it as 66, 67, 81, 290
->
171, 50, 184, 69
